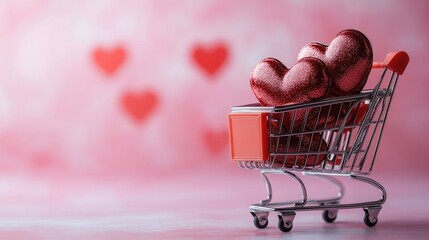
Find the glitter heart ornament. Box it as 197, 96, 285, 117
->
250, 57, 330, 106
250, 57, 330, 131
297, 29, 373, 96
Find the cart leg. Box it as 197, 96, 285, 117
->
317, 175, 343, 223
278, 212, 295, 232
350, 175, 387, 205
259, 171, 273, 205
319, 175, 345, 202
283, 171, 307, 206
305, 173, 345, 203
259, 170, 308, 206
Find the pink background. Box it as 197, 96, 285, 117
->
0, 0, 429, 239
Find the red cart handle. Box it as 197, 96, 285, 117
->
372, 51, 409, 75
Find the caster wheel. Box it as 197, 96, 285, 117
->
323, 210, 337, 223
253, 215, 268, 229
278, 215, 293, 232
364, 212, 378, 227
251, 212, 268, 229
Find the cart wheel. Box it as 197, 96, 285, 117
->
251, 212, 268, 229
364, 212, 378, 227
253, 215, 268, 229
278, 215, 293, 232
323, 210, 337, 223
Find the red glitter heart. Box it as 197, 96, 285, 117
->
250, 57, 330, 131
121, 90, 159, 123
250, 57, 330, 106
192, 43, 228, 77
93, 46, 126, 75
272, 133, 327, 168
298, 29, 373, 96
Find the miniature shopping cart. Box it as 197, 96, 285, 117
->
228, 51, 409, 232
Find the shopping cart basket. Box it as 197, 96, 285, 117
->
228, 51, 409, 232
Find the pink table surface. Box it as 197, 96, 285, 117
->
1, 163, 428, 240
